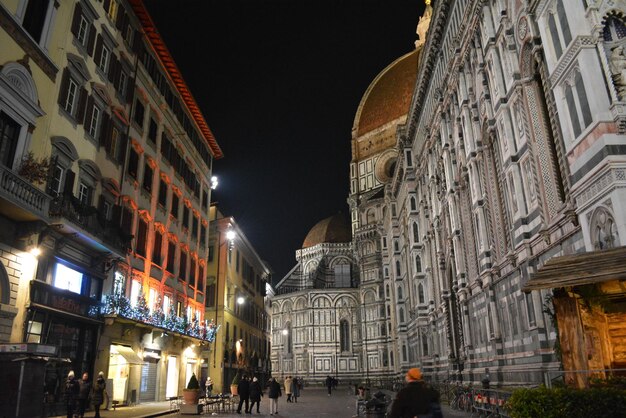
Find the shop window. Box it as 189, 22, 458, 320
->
53, 262, 83, 294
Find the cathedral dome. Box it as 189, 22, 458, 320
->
353, 48, 420, 137
302, 214, 351, 248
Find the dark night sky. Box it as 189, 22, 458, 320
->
144, 0, 424, 282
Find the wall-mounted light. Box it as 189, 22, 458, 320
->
237, 296, 245, 305
282, 329, 288, 336
29, 247, 41, 257
210, 176, 218, 190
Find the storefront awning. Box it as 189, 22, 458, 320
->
523, 246, 626, 292
111, 345, 145, 364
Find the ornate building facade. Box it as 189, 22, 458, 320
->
0, 0, 223, 412
274, 0, 626, 386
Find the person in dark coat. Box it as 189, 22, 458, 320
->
291, 377, 300, 403
388, 368, 442, 418
248, 377, 262, 414
64, 371, 80, 418
325, 375, 333, 396
237, 374, 251, 414
77, 372, 91, 418
267, 377, 281, 415
91, 371, 106, 418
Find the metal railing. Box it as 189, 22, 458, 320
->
432, 382, 513, 418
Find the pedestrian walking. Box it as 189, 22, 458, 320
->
91, 372, 106, 418
291, 376, 300, 403
325, 375, 333, 396
387, 368, 443, 418
77, 372, 91, 418
248, 377, 262, 414
284, 376, 293, 402
64, 371, 79, 418
267, 377, 282, 415
237, 374, 251, 414
206, 376, 214, 398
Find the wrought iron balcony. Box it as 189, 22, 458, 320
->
49, 195, 131, 256
0, 165, 50, 221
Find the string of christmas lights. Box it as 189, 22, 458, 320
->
102, 293, 220, 342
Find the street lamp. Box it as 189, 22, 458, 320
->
237, 296, 245, 305
211, 176, 219, 190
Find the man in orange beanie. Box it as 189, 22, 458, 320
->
387, 368, 442, 418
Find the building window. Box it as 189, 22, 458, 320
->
340, 320, 350, 352
64, 78, 78, 115
130, 279, 141, 307
22, 0, 52, 43
78, 182, 92, 205
142, 163, 153, 192
0, 112, 21, 168
136, 218, 147, 257
202, 190, 208, 210
127, 148, 139, 178
412, 222, 419, 242
395, 260, 401, 276
192, 216, 199, 240
107, 0, 119, 22
166, 241, 176, 274
200, 224, 206, 247
418, 283, 425, 304
153, 230, 163, 265
415, 255, 422, 273
98, 44, 110, 74
179, 251, 187, 281
117, 69, 128, 98
410, 196, 417, 211
158, 179, 167, 207
334, 264, 351, 287
182, 206, 190, 229
399, 307, 405, 323
113, 271, 126, 295
148, 118, 158, 144
87, 105, 100, 138
134, 99, 145, 128
548, 1, 572, 59
53, 262, 83, 295
76, 15, 88, 46
198, 265, 204, 291
48, 162, 64, 196
565, 70, 593, 138
189, 258, 196, 287
120, 206, 133, 232
397, 286, 403, 301
206, 283, 216, 307
171, 194, 179, 218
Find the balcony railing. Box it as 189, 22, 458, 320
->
49, 195, 131, 255
0, 165, 50, 220
102, 293, 220, 343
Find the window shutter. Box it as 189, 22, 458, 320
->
58, 68, 70, 107
118, 133, 128, 165
85, 95, 94, 131
99, 112, 111, 147
87, 25, 96, 56
103, 0, 111, 12
94, 35, 103, 65
116, 7, 125, 30
108, 54, 118, 83
111, 204, 122, 227
77, 87, 88, 123
132, 30, 142, 54
70, 3, 82, 38
125, 80, 134, 104
63, 170, 76, 197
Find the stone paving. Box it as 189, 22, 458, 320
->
52, 386, 472, 418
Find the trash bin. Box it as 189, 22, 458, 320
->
365, 391, 387, 418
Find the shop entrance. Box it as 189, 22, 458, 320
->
108, 345, 144, 404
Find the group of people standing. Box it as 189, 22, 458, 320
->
64, 371, 107, 418
231, 374, 303, 415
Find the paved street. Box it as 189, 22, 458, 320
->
52, 386, 471, 418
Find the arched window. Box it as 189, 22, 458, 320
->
399, 307, 405, 323
412, 222, 419, 242
385, 284, 390, 296
285, 322, 292, 354
418, 283, 425, 304
366, 209, 376, 224
564, 71, 592, 138
378, 284, 384, 299
603, 15, 626, 42
395, 260, 401, 276
380, 323, 387, 336
410, 196, 417, 211
340, 319, 350, 351
397, 286, 403, 301
415, 255, 422, 273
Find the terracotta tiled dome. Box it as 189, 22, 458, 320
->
353, 49, 420, 137
302, 214, 351, 248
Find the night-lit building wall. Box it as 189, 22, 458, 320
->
0, 0, 222, 407
205, 205, 271, 393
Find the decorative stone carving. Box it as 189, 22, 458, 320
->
610, 45, 626, 100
